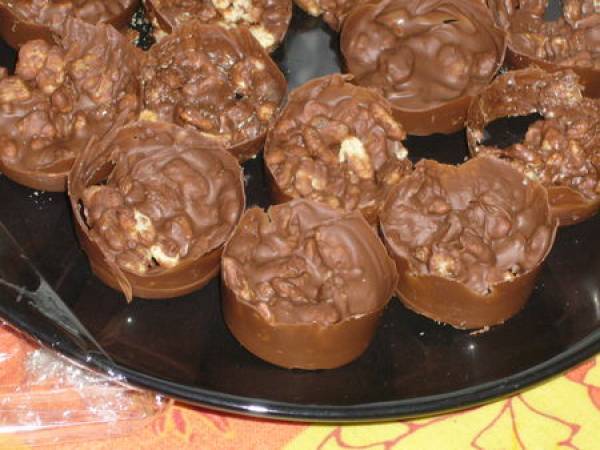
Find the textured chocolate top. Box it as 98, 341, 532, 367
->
380, 157, 555, 295
140, 21, 286, 158
265, 74, 412, 220
468, 69, 600, 209
0, 0, 137, 30
340, 0, 505, 111
222, 199, 397, 326
294, 0, 359, 30
488, 0, 600, 69
145, 0, 292, 52
0, 19, 141, 190
71, 120, 245, 278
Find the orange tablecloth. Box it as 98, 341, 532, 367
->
1, 324, 599, 450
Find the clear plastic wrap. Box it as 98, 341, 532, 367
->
0, 320, 167, 447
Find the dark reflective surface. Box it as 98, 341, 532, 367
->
0, 6, 598, 421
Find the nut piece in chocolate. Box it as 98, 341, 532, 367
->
0, 18, 142, 192
294, 0, 359, 30
140, 21, 287, 162
340, 0, 506, 135
144, 0, 292, 52
69, 120, 246, 301
467, 68, 600, 226
222, 199, 398, 369
264, 74, 412, 224
488, 0, 600, 96
0, 0, 139, 48
380, 156, 558, 330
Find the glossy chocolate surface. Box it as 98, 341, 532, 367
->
145, 0, 292, 52
222, 199, 397, 368
467, 68, 600, 226
69, 120, 245, 300
380, 156, 557, 329
0, 0, 138, 48
0, 19, 141, 192
264, 74, 411, 223
141, 21, 287, 161
0, 7, 599, 421
340, 0, 505, 135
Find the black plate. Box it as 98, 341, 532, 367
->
0, 7, 599, 422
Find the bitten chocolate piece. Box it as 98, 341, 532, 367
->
144, 0, 292, 52
340, 0, 506, 135
140, 21, 287, 162
488, 0, 600, 97
0, 19, 141, 192
467, 68, 600, 226
264, 74, 412, 224
0, 0, 139, 48
294, 0, 359, 30
380, 157, 557, 330
69, 120, 245, 301
222, 199, 398, 369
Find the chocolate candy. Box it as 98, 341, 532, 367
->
0, 0, 139, 48
340, 0, 506, 135
0, 19, 141, 192
294, 0, 358, 30
380, 156, 557, 329
467, 68, 600, 226
264, 74, 412, 224
69, 120, 245, 301
140, 21, 287, 162
144, 0, 292, 52
222, 199, 397, 369
488, 0, 600, 97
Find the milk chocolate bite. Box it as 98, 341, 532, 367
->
0, 0, 139, 48
69, 120, 245, 301
222, 199, 397, 369
340, 0, 506, 135
264, 74, 412, 224
144, 0, 292, 52
140, 21, 287, 162
488, 0, 600, 97
380, 157, 557, 330
0, 19, 141, 192
294, 0, 359, 31
467, 68, 600, 226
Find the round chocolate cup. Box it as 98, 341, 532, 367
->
142, 22, 288, 162
380, 156, 558, 330
263, 73, 410, 224
339, 0, 507, 136
144, 0, 292, 53
0, 1, 140, 48
221, 199, 397, 369
466, 67, 600, 226
68, 120, 246, 301
222, 283, 385, 369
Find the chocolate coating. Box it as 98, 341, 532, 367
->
264, 74, 412, 224
144, 0, 292, 53
222, 199, 398, 369
294, 0, 358, 30
0, 0, 139, 48
380, 156, 557, 329
0, 19, 141, 192
140, 21, 287, 162
488, 0, 600, 96
340, 0, 506, 135
467, 68, 600, 226
69, 120, 245, 301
